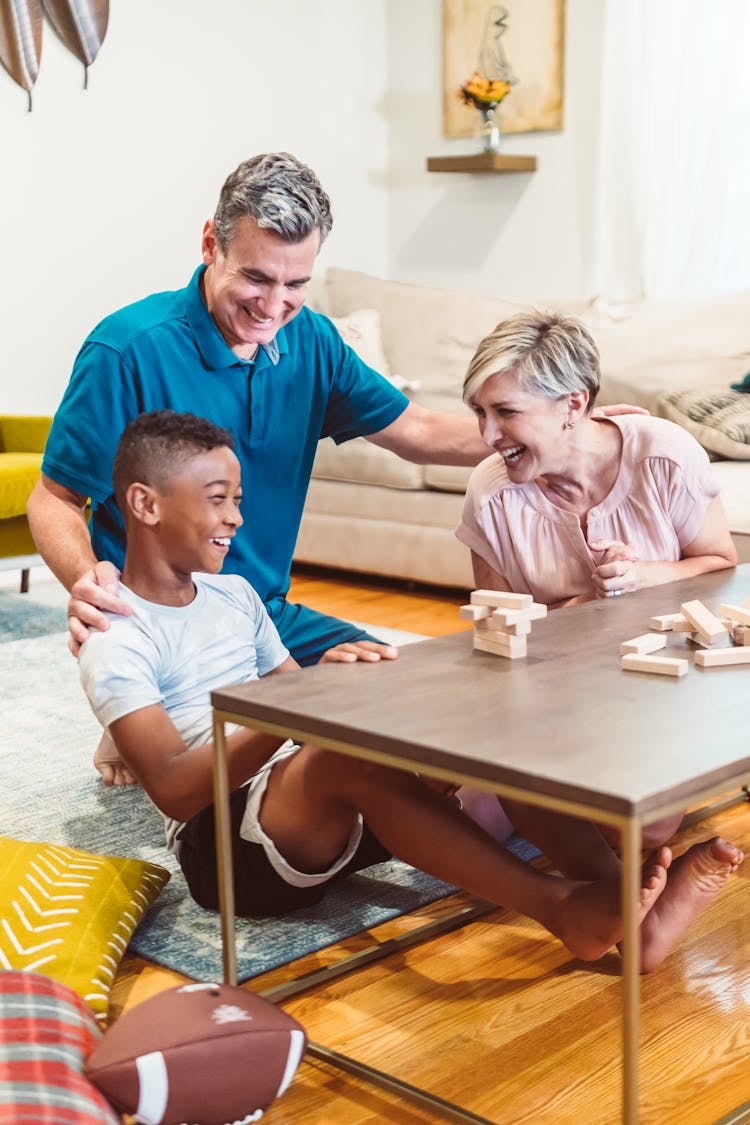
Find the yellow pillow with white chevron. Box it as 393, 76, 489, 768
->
0, 836, 170, 1024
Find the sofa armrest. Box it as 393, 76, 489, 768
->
0, 416, 53, 454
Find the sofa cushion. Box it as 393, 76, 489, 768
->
656, 388, 750, 461
0, 453, 43, 519
329, 308, 392, 379
323, 267, 527, 396
312, 436, 425, 490
585, 292, 750, 413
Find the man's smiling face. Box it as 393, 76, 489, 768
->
201, 215, 319, 360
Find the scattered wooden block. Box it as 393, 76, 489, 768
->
621, 653, 689, 677
459, 603, 492, 622
718, 603, 750, 627
671, 616, 693, 633
649, 613, 685, 631
694, 647, 750, 667
680, 600, 728, 645
686, 630, 732, 649
620, 633, 668, 656
735, 625, 750, 646
473, 632, 527, 659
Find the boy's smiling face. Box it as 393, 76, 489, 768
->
155, 445, 243, 575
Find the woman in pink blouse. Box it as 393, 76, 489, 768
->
454, 312, 742, 961
456, 311, 737, 606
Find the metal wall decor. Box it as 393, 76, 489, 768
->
0, 0, 108, 108
0, 0, 43, 108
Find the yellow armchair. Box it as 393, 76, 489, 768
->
0, 415, 52, 592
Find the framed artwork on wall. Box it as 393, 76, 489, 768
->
443, 0, 565, 137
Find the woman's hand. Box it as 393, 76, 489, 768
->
588, 538, 641, 599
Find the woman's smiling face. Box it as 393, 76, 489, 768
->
469, 369, 570, 482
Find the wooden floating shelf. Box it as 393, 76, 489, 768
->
426, 153, 537, 173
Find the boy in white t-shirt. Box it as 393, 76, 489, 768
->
78, 410, 740, 969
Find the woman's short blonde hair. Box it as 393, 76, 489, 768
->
463, 310, 601, 410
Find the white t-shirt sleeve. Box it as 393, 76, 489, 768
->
234, 578, 290, 675
78, 621, 163, 730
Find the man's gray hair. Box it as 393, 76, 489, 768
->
213, 152, 333, 251
463, 310, 601, 410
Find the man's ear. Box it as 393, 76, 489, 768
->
126, 482, 161, 526
201, 219, 218, 266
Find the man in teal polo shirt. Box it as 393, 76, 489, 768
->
29, 153, 487, 743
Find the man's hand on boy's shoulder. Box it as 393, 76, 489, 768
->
320, 640, 399, 663
68, 560, 133, 656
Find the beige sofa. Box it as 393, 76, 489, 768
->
299, 268, 750, 587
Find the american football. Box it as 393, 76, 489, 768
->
84, 982, 307, 1125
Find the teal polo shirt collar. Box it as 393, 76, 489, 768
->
184, 265, 286, 369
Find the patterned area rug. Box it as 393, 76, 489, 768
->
0, 589, 67, 641
0, 619, 538, 982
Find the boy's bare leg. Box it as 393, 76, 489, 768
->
259, 748, 669, 964
94, 732, 137, 787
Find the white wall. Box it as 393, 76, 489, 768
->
1, 0, 390, 412
385, 0, 605, 302
2, 0, 605, 413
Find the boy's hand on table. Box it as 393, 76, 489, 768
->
320, 640, 399, 663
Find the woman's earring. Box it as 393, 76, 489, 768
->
563, 417, 575, 430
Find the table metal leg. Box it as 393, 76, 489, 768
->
621, 817, 641, 1124
212, 711, 237, 986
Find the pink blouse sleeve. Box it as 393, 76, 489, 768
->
644, 429, 720, 549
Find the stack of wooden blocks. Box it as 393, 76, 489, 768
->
459, 590, 547, 659
620, 596, 750, 677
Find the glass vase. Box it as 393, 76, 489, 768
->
476, 104, 501, 154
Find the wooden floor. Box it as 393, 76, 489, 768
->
109, 566, 750, 1125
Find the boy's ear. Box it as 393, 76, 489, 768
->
126, 482, 161, 525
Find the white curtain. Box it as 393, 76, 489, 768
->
588, 0, 750, 301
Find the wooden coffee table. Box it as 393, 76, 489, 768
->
211, 565, 750, 1124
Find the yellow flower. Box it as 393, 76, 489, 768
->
457, 71, 511, 108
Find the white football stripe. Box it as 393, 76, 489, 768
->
135, 1051, 170, 1125
274, 1029, 306, 1098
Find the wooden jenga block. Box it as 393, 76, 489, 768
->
459, 603, 491, 622
718, 603, 750, 627
473, 632, 527, 659
487, 604, 547, 628
686, 630, 731, 649
621, 654, 689, 677
649, 613, 685, 631
471, 589, 514, 607
694, 647, 750, 667
680, 600, 728, 644
620, 633, 668, 656
735, 625, 750, 646
671, 616, 693, 632
475, 618, 532, 637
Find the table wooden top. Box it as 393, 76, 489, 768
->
211, 566, 750, 820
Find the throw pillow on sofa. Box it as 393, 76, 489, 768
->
657, 388, 750, 461
0, 836, 170, 1023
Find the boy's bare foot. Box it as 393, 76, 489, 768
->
94, 732, 138, 787
639, 837, 744, 972
548, 847, 671, 961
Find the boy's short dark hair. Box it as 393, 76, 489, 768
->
113, 410, 236, 513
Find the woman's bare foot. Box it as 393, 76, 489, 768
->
94, 732, 137, 787
548, 847, 671, 961
639, 837, 744, 972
